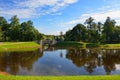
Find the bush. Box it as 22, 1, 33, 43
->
86, 43, 100, 48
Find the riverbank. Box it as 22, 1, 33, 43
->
0, 75, 119, 80
54, 41, 85, 48
54, 41, 120, 49
0, 42, 40, 52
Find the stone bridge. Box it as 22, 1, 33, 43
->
40, 39, 57, 46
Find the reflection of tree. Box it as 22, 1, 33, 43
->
66, 49, 88, 67
66, 48, 120, 74
102, 50, 120, 75
0, 49, 43, 75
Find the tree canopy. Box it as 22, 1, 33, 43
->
0, 16, 42, 41
64, 17, 120, 43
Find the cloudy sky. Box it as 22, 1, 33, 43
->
0, 0, 120, 35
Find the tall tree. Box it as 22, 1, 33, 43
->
0, 16, 9, 41
9, 15, 20, 41
20, 20, 42, 41
0, 27, 3, 41
64, 24, 87, 41
0, 17, 7, 27
112, 26, 120, 43
64, 30, 72, 41
85, 17, 95, 30
85, 17, 99, 42
103, 17, 116, 43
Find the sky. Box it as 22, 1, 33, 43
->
0, 0, 120, 35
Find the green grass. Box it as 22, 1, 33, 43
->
0, 75, 120, 80
100, 44, 120, 49
54, 41, 85, 48
54, 41, 120, 49
0, 42, 40, 52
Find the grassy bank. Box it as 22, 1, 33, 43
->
54, 41, 120, 49
0, 42, 40, 52
100, 44, 120, 49
0, 75, 120, 80
54, 41, 85, 48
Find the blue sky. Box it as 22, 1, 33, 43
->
0, 0, 120, 35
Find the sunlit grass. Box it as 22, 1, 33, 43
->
0, 75, 120, 80
0, 42, 40, 52
100, 44, 120, 49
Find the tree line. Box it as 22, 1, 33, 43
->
0, 16, 120, 43
64, 17, 120, 43
0, 15, 42, 41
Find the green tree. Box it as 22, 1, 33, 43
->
0, 27, 3, 41
64, 24, 87, 41
0, 16, 9, 41
20, 20, 42, 41
64, 30, 72, 41
112, 26, 120, 43
97, 22, 103, 33
85, 17, 95, 30
85, 17, 100, 42
96, 22, 103, 42
103, 17, 116, 43
9, 15, 20, 41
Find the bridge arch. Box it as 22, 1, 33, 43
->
40, 39, 57, 46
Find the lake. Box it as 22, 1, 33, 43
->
0, 47, 120, 76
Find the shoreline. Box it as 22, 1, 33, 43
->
54, 41, 120, 49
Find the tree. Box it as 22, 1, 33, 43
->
97, 22, 103, 33
9, 15, 20, 41
64, 24, 87, 41
0, 16, 9, 41
0, 27, 3, 41
112, 26, 120, 43
0, 16, 42, 42
96, 22, 103, 42
85, 17, 95, 30
64, 30, 72, 41
85, 17, 100, 42
103, 17, 116, 43
20, 20, 42, 41
0, 17, 7, 27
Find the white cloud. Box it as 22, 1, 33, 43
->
83, 10, 120, 23
59, 6, 120, 34
62, 9, 120, 30
0, 8, 36, 18
0, 0, 78, 18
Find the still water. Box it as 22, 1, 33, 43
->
0, 47, 120, 75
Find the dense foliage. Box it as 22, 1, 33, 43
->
0, 16, 42, 41
64, 17, 120, 43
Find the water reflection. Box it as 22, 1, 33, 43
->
66, 48, 120, 74
0, 47, 120, 75
0, 49, 43, 75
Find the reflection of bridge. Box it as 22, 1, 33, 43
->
40, 39, 57, 46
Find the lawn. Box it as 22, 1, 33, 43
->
0, 75, 120, 80
54, 41, 120, 49
101, 44, 120, 49
0, 42, 40, 52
